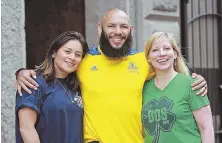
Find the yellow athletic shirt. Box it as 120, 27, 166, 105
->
77, 46, 150, 143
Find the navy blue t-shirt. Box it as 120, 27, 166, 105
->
15, 76, 83, 143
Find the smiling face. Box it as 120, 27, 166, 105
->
148, 38, 177, 72
53, 40, 83, 78
98, 9, 133, 58
102, 10, 132, 49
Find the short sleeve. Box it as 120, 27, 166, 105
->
15, 76, 44, 116
188, 79, 210, 111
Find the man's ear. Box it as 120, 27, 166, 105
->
130, 25, 134, 32
129, 25, 134, 36
98, 23, 102, 36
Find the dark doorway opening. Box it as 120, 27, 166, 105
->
25, 0, 85, 68
180, 0, 188, 60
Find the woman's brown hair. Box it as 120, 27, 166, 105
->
35, 31, 89, 90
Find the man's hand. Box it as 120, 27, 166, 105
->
191, 73, 207, 96
17, 69, 38, 96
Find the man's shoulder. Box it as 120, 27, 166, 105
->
127, 49, 146, 62
87, 46, 144, 56
88, 46, 101, 56
128, 48, 143, 55
128, 48, 145, 58
81, 47, 146, 66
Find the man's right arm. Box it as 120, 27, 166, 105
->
16, 69, 38, 95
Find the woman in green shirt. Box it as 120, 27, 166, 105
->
142, 32, 214, 143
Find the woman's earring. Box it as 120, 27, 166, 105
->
52, 54, 55, 58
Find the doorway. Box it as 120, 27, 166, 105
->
25, 0, 85, 68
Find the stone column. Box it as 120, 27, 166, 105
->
1, 0, 26, 142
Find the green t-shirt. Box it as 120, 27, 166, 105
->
142, 73, 210, 143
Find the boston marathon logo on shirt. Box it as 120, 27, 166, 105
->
90, 66, 98, 71
142, 96, 176, 143
128, 62, 138, 73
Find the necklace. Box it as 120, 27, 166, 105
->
56, 79, 76, 104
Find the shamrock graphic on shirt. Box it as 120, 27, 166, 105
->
142, 96, 176, 143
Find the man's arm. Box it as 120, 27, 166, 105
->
18, 107, 40, 143
17, 69, 208, 96
191, 73, 207, 96
16, 69, 38, 95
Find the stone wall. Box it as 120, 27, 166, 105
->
1, 0, 26, 142
141, 0, 180, 48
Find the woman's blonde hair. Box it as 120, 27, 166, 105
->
144, 32, 190, 77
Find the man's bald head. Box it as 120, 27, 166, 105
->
101, 9, 131, 26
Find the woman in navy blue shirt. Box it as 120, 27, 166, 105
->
16, 31, 89, 143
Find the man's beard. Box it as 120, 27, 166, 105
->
99, 29, 133, 58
